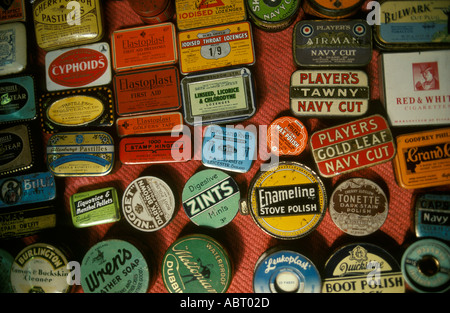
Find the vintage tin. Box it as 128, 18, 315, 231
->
113, 66, 181, 116
0, 22, 27, 76
329, 178, 389, 236
39, 87, 114, 134
122, 176, 176, 232
70, 187, 121, 228
393, 127, 450, 189
139, 0, 175, 25
162, 234, 232, 293
81, 239, 151, 293
248, 162, 327, 240
0, 75, 36, 124
253, 248, 321, 293
247, 0, 300, 32
0, 124, 34, 176
32, 0, 104, 51
401, 239, 450, 293
322, 243, 405, 293
0, 0, 26, 23
202, 125, 256, 173
10, 243, 71, 293
178, 21, 255, 75
374, 0, 450, 51
380, 50, 450, 127
119, 134, 190, 165
46, 131, 115, 177
111, 23, 177, 72
45, 42, 112, 91
310, 115, 396, 178
302, 0, 365, 19
0, 248, 13, 293
182, 169, 240, 228
267, 116, 308, 156
181, 67, 256, 125
290, 70, 369, 117
414, 193, 449, 242
117, 112, 183, 137
293, 19, 372, 68
127, 0, 168, 17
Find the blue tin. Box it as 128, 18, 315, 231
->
0, 76, 36, 124
415, 193, 449, 242
202, 125, 256, 173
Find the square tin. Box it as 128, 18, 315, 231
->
414, 193, 449, 241
0, 124, 34, 176
116, 112, 184, 137
181, 67, 256, 125
0, 0, 26, 23
0, 75, 36, 124
0, 22, 27, 76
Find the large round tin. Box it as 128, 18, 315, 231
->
329, 178, 389, 236
302, 0, 364, 19
248, 162, 327, 240
247, 0, 300, 32
81, 239, 150, 293
322, 243, 405, 293
267, 116, 308, 156
401, 239, 450, 293
122, 176, 176, 232
253, 248, 321, 293
161, 234, 232, 293
0, 248, 14, 293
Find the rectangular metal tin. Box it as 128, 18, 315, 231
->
0, 22, 27, 76
290, 70, 369, 117
181, 67, 256, 125
116, 112, 184, 137
393, 127, 450, 189
0, 124, 34, 176
0, 75, 36, 124
414, 193, 449, 241
0, 0, 26, 23
178, 21, 255, 74
310, 115, 396, 177
113, 66, 181, 116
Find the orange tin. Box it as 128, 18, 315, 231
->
116, 112, 184, 137
302, 0, 365, 19
267, 116, 308, 156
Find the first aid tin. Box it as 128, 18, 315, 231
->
302, 0, 365, 19
0, 22, 27, 76
0, 124, 35, 176
0, 0, 26, 23
0, 75, 36, 124
247, 0, 300, 32
414, 193, 450, 241
116, 112, 183, 137
267, 116, 308, 156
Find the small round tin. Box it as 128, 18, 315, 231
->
161, 234, 232, 293
401, 239, 450, 293
182, 169, 240, 228
81, 239, 151, 293
302, 0, 365, 19
329, 178, 389, 236
122, 176, 176, 232
253, 248, 321, 293
247, 0, 300, 32
248, 162, 327, 240
267, 116, 308, 156
0, 248, 14, 293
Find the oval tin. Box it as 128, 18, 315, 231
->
322, 243, 405, 293
182, 169, 240, 228
0, 124, 34, 176
0, 248, 13, 293
46, 131, 115, 177
0, 0, 26, 24
0, 75, 36, 124
293, 19, 372, 68
393, 127, 450, 189
302, 0, 365, 19
401, 239, 450, 293
162, 234, 232, 293
117, 112, 183, 137
0, 22, 27, 76
290, 70, 369, 117
247, 0, 300, 32
248, 162, 327, 240
267, 116, 308, 156
414, 193, 450, 242
309, 115, 396, 178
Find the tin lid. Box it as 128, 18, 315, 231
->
0, 124, 34, 176
0, 75, 36, 124
0, 0, 26, 24
401, 239, 450, 293
161, 234, 232, 293
122, 176, 176, 232
303, 0, 364, 18
0, 248, 14, 293
414, 193, 450, 242
267, 116, 308, 156
248, 161, 327, 240
0, 22, 27, 76
253, 248, 321, 293
323, 243, 405, 293
139, 0, 175, 25
10, 243, 71, 293
116, 112, 183, 137
81, 239, 150, 293
247, 0, 300, 32
182, 169, 240, 228
127, 0, 167, 17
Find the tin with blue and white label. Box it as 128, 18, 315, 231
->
0, 75, 36, 124
415, 193, 449, 242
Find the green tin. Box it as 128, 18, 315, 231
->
0, 248, 13, 293
247, 0, 301, 31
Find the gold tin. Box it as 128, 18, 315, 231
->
0, 124, 34, 176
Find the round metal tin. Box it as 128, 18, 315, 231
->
247, 0, 300, 32
329, 178, 389, 236
161, 234, 232, 293
182, 169, 240, 228
267, 116, 308, 156
127, 0, 168, 17
302, 0, 365, 19
0, 248, 14, 293
81, 239, 150, 293
253, 248, 321, 293
122, 176, 176, 232
322, 243, 405, 293
248, 162, 327, 240
401, 239, 450, 293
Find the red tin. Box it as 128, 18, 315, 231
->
116, 112, 184, 137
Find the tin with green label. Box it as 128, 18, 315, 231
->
247, 0, 301, 31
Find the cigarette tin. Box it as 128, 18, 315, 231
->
45, 42, 112, 91
32, 0, 104, 51
0, 124, 34, 176
0, 22, 27, 76
310, 115, 396, 178
0, 75, 36, 124
0, 0, 26, 23
0, 248, 13, 293
302, 0, 365, 19
414, 193, 449, 242
323, 243, 405, 293
380, 50, 450, 127
290, 70, 369, 117
181, 67, 256, 125
248, 162, 327, 240
113, 66, 181, 116
393, 127, 450, 189
178, 21, 255, 74
46, 131, 115, 177
117, 112, 183, 137
111, 23, 177, 72
246, 0, 299, 32
267, 116, 308, 156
